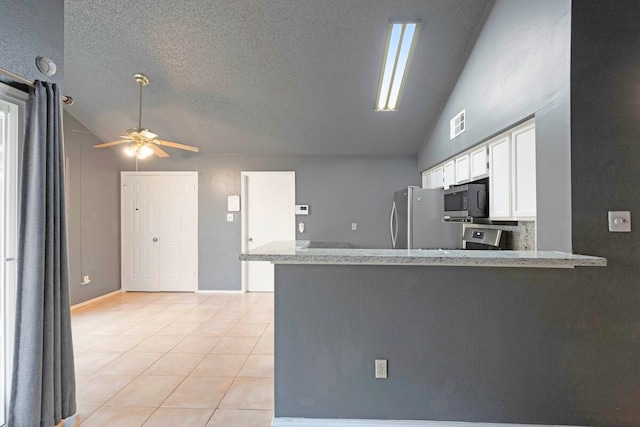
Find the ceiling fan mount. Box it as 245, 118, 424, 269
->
93, 73, 199, 159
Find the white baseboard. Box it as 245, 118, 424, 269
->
196, 289, 244, 294
70, 290, 122, 310
272, 418, 583, 427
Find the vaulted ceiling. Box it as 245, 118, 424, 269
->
64, 0, 489, 155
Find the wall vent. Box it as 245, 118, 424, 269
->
450, 109, 466, 140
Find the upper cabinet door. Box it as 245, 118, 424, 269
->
422, 170, 433, 189
511, 122, 536, 219
432, 165, 445, 189
455, 153, 470, 184
443, 160, 455, 189
470, 145, 488, 179
489, 135, 512, 219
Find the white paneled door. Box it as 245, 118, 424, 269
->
122, 172, 198, 292
241, 172, 295, 292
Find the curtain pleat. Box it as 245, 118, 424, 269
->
9, 81, 76, 427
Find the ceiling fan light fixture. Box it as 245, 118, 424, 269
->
138, 144, 153, 159
124, 145, 136, 157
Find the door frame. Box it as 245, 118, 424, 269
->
120, 171, 199, 292
240, 171, 295, 293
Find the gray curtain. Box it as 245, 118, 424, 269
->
9, 82, 76, 427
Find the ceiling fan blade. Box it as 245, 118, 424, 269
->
120, 135, 135, 140
93, 140, 128, 148
156, 140, 200, 153
140, 129, 158, 140
149, 144, 170, 158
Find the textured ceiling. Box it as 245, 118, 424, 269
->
64, 0, 489, 155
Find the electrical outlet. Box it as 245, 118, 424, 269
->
375, 359, 387, 379
81, 275, 91, 286
351, 223, 357, 231
227, 213, 234, 222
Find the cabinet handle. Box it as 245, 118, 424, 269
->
153, 237, 158, 242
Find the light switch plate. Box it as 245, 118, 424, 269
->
608, 211, 631, 232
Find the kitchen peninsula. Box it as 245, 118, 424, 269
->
240, 241, 606, 425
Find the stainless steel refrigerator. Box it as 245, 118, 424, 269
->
390, 186, 461, 249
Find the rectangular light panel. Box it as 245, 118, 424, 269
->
375, 22, 420, 112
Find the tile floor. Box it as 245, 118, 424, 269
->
71, 291, 274, 426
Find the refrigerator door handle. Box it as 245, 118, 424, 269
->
390, 201, 397, 248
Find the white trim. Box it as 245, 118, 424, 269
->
0, 83, 27, 427
272, 418, 584, 427
196, 290, 243, 294
240, 171, 296, 293
70, 290, 122, 310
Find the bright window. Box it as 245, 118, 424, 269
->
0, 84, 26, 427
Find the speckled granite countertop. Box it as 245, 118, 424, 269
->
239, 241, 607, 268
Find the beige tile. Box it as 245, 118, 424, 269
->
130, 335, 184, 353
239, 311, 273, 324
218, 378, 274, 410
75, 373, 90, 383
142, 407, 214, 427
191, 354, 247, 377
89, 334, 150, 353
121, 322, 168, 336
76, 374, 136, 406
97, 352, 163, 375
191, 322, 235, 337
251, 336, 274, 355
79, 406, 155, 427
206, 409, 273, 427
226, 323, 268, 337
170, 336, 221, 354
147, 303, 199, 313
143, 352, 205, 376
155, 322, 200, 336
72, 335, 110, 355
161, 376, 233, 409
238, 355, 274, 378
86, 322, 135, 336
175, 310, 216, 324
74, 405, 99, 423
74, 352, 122, 375
262, 323, 274, 337
210, 336, 258, 355
106, 375, 185, 407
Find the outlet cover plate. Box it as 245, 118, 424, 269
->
608, 211, 631, 232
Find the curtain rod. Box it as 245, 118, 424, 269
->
0, 66, 74, 105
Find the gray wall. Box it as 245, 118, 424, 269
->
0, 0, 64, 87
64, 112, 122, 305
122, 154, 419, 291
417, 0, 572, 253
275, 1, 640, 425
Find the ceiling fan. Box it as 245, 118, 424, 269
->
93, 73, 199, 159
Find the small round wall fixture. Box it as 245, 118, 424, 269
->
35, 56, 57, 77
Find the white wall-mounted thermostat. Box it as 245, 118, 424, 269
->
227, 195, 240, 212
295, 205, 309, 215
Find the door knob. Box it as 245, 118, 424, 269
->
153, 237, 158, 242
248, 237, 253, 242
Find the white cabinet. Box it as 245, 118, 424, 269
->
443, 160, 455, 189
511, 122, 536, 218
432, 165, 445, 189
488, 119, 536, 220
422, 170, 432, 189
470, 145, 488, 179
489, 135, 512, 219
455, 154, 470, 184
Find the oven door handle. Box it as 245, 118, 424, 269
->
390, 201, 397, 248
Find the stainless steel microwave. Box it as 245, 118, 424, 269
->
443, 183, 488, 219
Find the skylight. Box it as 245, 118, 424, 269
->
375, 22, 420, 112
